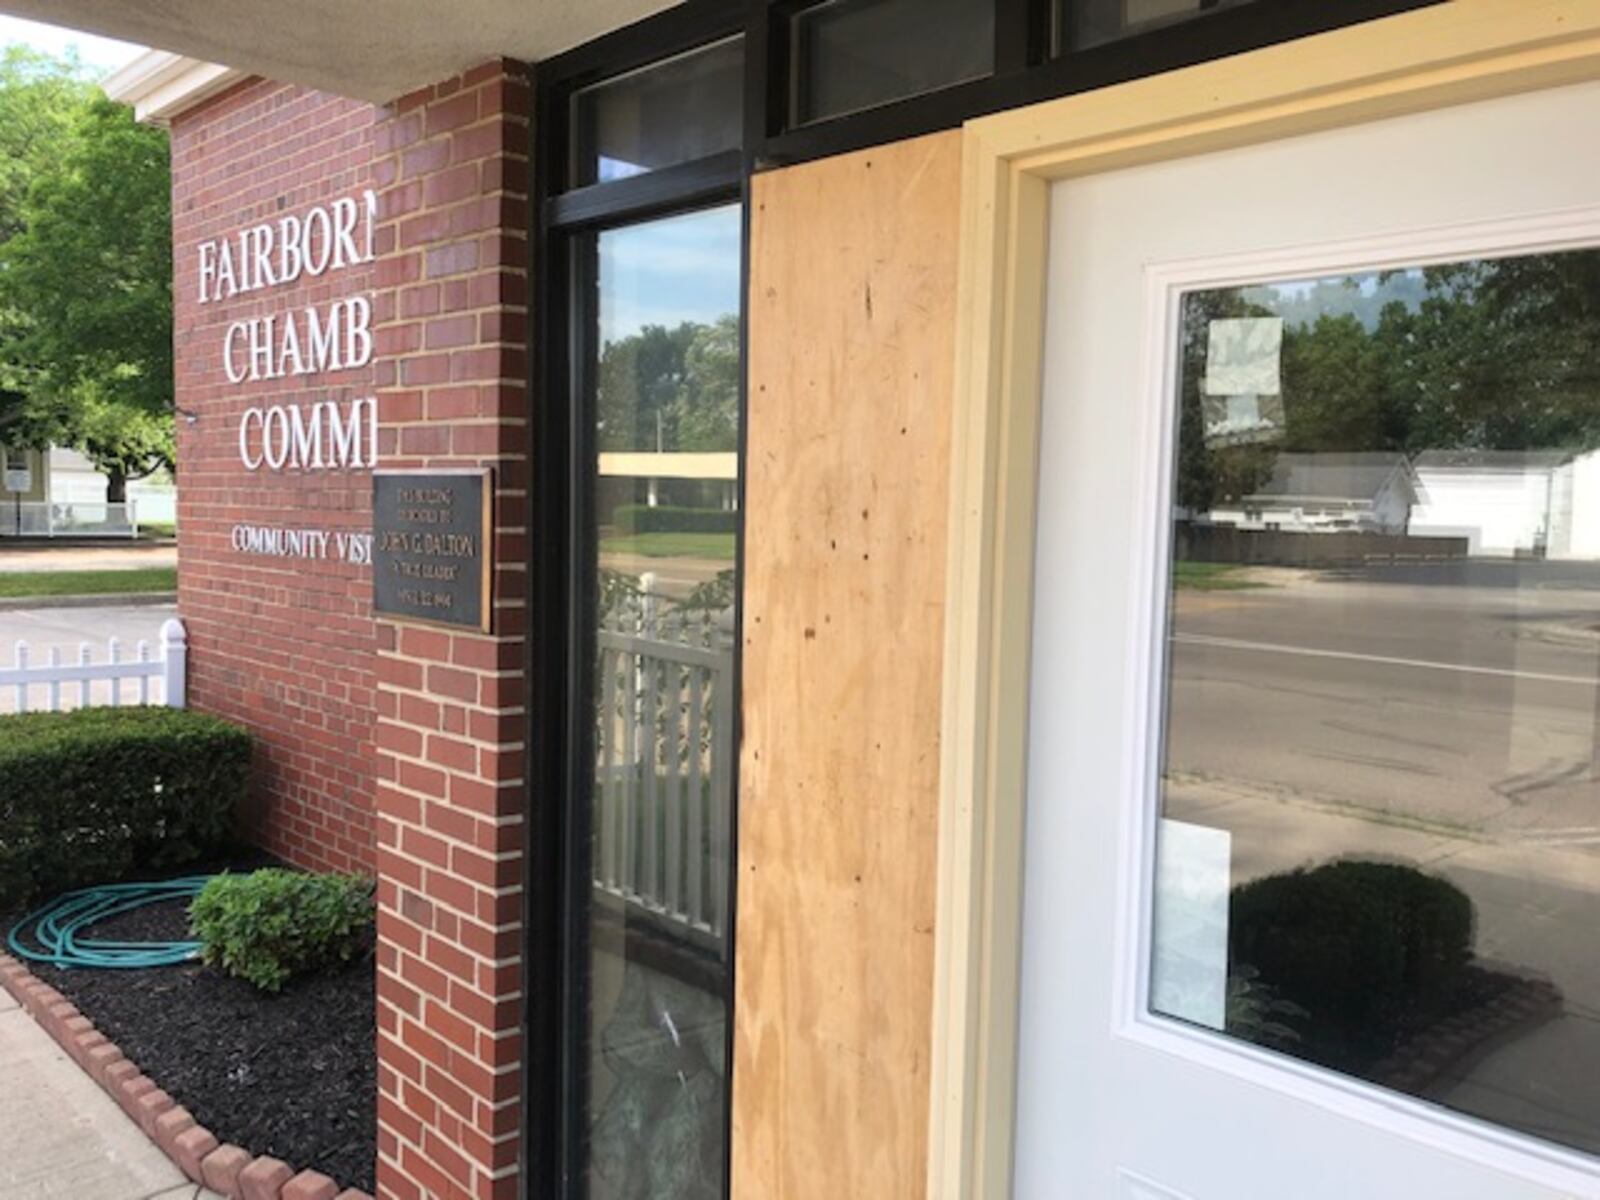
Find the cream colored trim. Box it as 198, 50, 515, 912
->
928, 4, 1600, 1198
102, 50, 247, 125
597, 451, 739, 480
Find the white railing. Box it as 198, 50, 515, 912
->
0, 618, 186, 714
0, 500, 140, 538
593, 621, 734, 953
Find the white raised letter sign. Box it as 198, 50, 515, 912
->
202, 189, 380, 475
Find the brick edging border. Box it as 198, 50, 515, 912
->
0, 952, 372, 1200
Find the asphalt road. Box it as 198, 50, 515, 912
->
1168, 564, 1600, 842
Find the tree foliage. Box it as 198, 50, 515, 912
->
0, 46, 90, 244
597, 315, 740, 453
1178, 251, 1600, 514
0, 56, 174, 499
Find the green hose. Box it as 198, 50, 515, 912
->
6, 877, 211, 969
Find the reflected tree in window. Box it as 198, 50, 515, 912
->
1155, 245, 1600, 1157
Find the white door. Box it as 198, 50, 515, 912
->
1017, 79, 1600, 1199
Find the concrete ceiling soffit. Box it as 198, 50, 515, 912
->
1, 0, 680, 104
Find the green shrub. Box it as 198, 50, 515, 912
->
0, 707, 250, 911
613, 503, 737, 535
190, 869, 374, 992
1229, 860, 1474, 1064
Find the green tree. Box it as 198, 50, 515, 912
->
0, 46, 92, 243
596, 314, 741, 454
0, 91, 174, 498
0, 47, 94, 445
1416, 254, 1600, 452
1279, 312, 1393, 452
674, 314, 739, 452
596, 322, 697, 451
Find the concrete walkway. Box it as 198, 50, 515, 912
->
0, 544, 176, 573
0, 987, 221, 1200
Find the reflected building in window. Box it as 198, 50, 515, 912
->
1153, 244, 1600, 1158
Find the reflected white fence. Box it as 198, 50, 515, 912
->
0, 500, 141, 539
593, 594, 734, 953
0, 619, 186, 714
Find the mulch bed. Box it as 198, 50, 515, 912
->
4, 856, 376, 1194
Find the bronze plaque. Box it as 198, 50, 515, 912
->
373, 469, 492, 632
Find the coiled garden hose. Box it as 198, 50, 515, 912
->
6, 877, 212, 969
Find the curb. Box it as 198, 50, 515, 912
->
0, 952, 372, 1200
0, 592, 177, 611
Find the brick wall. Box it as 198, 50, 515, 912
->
367, 61, 532, 1200
171, 61, 533, 1199
170, 80, 379, 875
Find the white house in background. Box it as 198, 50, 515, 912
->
1410, 449, 1570, 558
0, 445, 175, 538
1205, 452, 1417, 534
1546, 448, 1600, 561
48, 447, 177, 525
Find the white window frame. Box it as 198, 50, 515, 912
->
1114, 208, 1600, 1194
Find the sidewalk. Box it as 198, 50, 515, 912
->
0, 544, 176, 574
0, 986, 221, 1200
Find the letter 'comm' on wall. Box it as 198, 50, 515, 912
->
372, 470, 493, 633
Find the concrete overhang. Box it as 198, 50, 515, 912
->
3, 0, 679, 106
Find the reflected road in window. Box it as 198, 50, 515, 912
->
1150, 248, 1600, 1158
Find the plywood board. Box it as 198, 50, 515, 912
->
733, 129, 962, 1200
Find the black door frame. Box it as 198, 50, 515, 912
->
522, 1, 1447, 1195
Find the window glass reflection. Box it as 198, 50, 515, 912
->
792, 0, 993, 125
579, 204, 741, 1200
1151, 249, 1600, 1157
1061, 0, 1262, 51
571, 37, 743, 187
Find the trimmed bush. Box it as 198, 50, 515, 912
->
613, 503, 737, 535
0, 707, 250, 911
1229, 860, 1475, 1064
190, 869, 374, 992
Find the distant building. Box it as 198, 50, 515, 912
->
0, 445, 173, 537
1205, 452, 1417, 535
1411, 449, 1583, 558
47, 447, 176, 525
1548, 449, 1600, 561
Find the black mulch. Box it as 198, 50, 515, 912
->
4, 856, 376, 1193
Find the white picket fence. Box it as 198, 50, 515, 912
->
0, 500, 141, 539
592, 570, 735, 955
0, 618, 186, 713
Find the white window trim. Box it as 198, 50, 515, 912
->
1113, 208, 1600, 1195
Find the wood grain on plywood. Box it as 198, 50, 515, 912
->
732, 130, 962, 1200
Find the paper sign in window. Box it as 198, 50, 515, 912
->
1203, 317, 1285, 446
1150, 818, 1231, 1032
1204, 317, 1283, 397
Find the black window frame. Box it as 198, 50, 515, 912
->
529, 6, 748, 1199
755, 0, 1442, 167
525, 1, 1447, 1196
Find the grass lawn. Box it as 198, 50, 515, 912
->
138, 521, 177, 540
1172, 561, 1268, 591
0, 567, 178, 598
600, 531, 736, 559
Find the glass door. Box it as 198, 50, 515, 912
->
572, 203, 742, 1200
538, 21, 746, 1200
